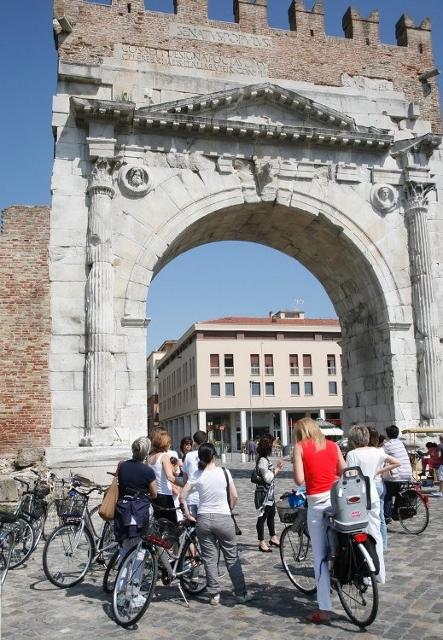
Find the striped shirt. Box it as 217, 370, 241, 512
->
384, 438, 412, 480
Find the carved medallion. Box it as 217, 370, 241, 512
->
118, 164, 152, 197
370, 184, 397, 214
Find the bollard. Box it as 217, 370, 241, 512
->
241, 452, 246, 463
221, 453, 227, 465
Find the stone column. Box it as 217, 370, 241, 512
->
240, 410, 247, 445
280, 409, 288, 446
198, 410, 207, 431
404, 182, 441, 425
83, 159, 115, 445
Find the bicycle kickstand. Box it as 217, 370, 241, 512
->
177, 583, 191, 608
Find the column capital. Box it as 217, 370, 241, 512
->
88, 158, 115, 198
404, 181, 435, 213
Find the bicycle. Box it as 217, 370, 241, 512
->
278, 490, 379, 628
387, 480, 429, 535
42, 480, 117, 588
110, 515, 207, 627
0, 528, 15, 585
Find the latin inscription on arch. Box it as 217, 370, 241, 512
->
119, 44, 267, 77
170, 23, 272, 49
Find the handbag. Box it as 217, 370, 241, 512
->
222, 467, 242, 535
254, 486, 268, 510
98, 463, 120, 521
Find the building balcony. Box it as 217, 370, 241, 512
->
303, 367, 313, 376
224, 367, 235, 376
210, 367, 220, 376
264, 366, 274, 376
250, 366, 260, 376
328, 367, 337, 375
290, 367, 299, 376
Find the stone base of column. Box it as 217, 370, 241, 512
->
46, 445, 131, 485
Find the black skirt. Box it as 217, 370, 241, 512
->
153, 493, 178, 525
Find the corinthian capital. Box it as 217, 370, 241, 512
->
88, 158, 115, 197
404, 181, 434, 212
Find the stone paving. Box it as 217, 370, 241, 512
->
2, 457, 443, 640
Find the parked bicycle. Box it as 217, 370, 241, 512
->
0, 528, 15, 585
387, 480, 429, 535
278, 488, 379, 628
110, 515, 207, 627
42, 479, 117, 588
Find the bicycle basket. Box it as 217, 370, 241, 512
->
55, 493, 87, 521
144, 517, 180, 549
276, 498, 304, 524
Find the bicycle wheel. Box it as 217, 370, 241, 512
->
280, 524, 316, 595
112, 545, 157, 628
98, 521, 118, 566
335, 544, 378, 627
103, 548, 120, 593
32, 510, 46, 549
43, 522, 94, 588
9, 517, 35, 569
398, 490, 429, 535
43, 501, 60, 541
0, 530, 15, 584
179, 535, 207, 594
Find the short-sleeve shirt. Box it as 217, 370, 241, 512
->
300, 439, 339, 496
383, 438, 412, 480
182, 450, 200, 506
118, 459, 155, 497
346, 447, 387, 503
189, 466, 233, 515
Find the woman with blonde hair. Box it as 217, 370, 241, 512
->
293, 417, 346, 624
148, 429, 184, 524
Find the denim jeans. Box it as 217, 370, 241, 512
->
377, 482, 388, 551
196, 513, 246, 596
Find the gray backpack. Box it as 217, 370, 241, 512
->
330, 467, 371, 532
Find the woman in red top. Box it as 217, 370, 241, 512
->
293, 417, 346, 624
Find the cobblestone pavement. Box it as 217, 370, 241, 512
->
2, 457, 443, 640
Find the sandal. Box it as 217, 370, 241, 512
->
269, 539, 280, 547
306, 612, 331, 625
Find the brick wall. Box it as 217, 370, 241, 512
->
53, 0, 442, 130
0, 206, 51, 455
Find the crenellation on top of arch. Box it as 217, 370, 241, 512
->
53, 1, 434, 48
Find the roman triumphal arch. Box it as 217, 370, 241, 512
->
48, 0, 443, 469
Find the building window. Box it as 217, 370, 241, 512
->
250, 354, 260, 376
264, 354, 274, 376
290, 382, 300, 396
265, 382, 275, 396
327, 354, 336, 375
329, 381, 338, 395
250, 381, 261, 396
304, 381, 313, 396
210, 354, 220, 376
289, 354, 299, 376
225, 382, 235, 397
211, 382, 220, 397
303, 354, 312, 376
224, 354, 234, 376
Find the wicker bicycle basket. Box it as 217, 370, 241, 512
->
55, 493, 87, 521
276, 499, 303, 524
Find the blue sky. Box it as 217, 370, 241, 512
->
1, 1, 442, 350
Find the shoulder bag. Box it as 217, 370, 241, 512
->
222, 467, 242, 535
98, 462, 121, 521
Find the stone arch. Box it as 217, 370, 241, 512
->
119, 185, 409, 428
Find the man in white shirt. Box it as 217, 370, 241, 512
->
383, 425, 412, 520
182, 430, 207, 517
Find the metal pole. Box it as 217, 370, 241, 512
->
249, 380, 253, 440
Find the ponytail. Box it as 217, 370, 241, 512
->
198, 442, 216, 470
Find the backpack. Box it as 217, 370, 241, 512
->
330, 466, 370, 532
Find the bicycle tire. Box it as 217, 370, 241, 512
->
0, 530, 15, 584
335, 543, 379, 627
112, 545, 157, 628
43, 501, 60, 541
398, 489, 429, 535
9, 517, 35, 570
280, 524, 316, 595
32, 510, 46, 549
178, 535, 207, 594
98, 520, 118, 566
103, 548, 120, 593
43, 522, 94, 588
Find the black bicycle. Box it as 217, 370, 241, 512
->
388, 480, 430, 535
278, 492, 379, 628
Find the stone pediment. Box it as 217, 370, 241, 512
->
72, 82, 393, 149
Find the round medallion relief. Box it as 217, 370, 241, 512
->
118, 164, 152, 197
370, 183, 397, 214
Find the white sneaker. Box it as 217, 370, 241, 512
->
209, 593, 220, 606
132, 594, 147, 608
235, 592, 253, 604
